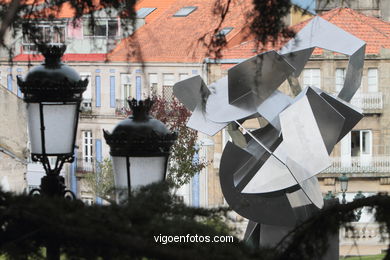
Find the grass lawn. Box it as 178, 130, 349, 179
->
342, 254, 385, 260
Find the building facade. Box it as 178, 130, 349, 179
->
0, 85, 27, 193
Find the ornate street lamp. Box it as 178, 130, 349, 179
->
339, 172, 349, 204
324, 191, 335, 200
17, 45, 87, 198
104, 98, 177, 200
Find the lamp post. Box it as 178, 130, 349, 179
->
17, 45, 87, 198
104, 98, 177, 201
17, 45, 87, 260
339, 172, 349, 204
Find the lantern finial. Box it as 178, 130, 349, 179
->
128, 98, 154, 121
38, 44, 66, 66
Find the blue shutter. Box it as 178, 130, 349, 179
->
136, 76, 142, 100
7, 74, 12, 91
17, 87, 22, 98
96, 139, 102, 163
70, 147, 78, 195
95, 76, 101, 107
110, 76, 116, 108
191, 145, 200, 207
95, 139, 103, 204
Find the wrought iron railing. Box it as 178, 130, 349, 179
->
76, 158, 95, 174
115, 99, 128, 116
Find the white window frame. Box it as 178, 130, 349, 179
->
303, 68, 321, 89
120, 73, 132, 100
367, 68, 378, 92
83, 18, 119, 38
335, 68, 346, 92
82, 131, 93, 164
80, 73, 92, 109
148, 73, 158, 96
22, 22, 66, 53
350, 130, 372, 157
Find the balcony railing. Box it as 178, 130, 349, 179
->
341, 222, 388, 244
115, 99, 128, 116
322, 156, 390, 174
76, 158, 95, 174
351, 92, 383, 113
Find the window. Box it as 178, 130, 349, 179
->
82, 131, 93, 164
173, 6, 197, 17
179, 73, 189, 81
22, 23, 65, 53
83, 19, 118, 38
303, 68, 321, 89
367, 68, 378, 92
163, 73, 175, 100
120, 74, 131, 101
351, 130, 372, 157
80, 73, 92, 111
217, 27, 234, 36
137, 8, 156, 18
149, 73, 158, 96
335, 68, 346, 92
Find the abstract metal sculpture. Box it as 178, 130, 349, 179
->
173, 17, 365, 248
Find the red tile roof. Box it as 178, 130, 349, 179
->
108, 0, 253, 63
13, 53, 107, 62
220, 8, 390, 60
135, 0, 178, 24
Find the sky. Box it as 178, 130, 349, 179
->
292, 0, 316, 13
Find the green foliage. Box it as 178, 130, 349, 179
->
0, 183, 264, 260
83, 158, 115, 202
150, 97, 208, 188
1, 187, 390, 259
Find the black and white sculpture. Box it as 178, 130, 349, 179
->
173, 17, 366, 249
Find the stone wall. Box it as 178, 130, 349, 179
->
0, 85, 28, 192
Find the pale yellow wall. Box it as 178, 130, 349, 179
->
0, 85, 27, 192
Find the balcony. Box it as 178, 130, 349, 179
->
115, 99, 128, 117
340, 222, 388, 255
351, 92, 383, 113
321, 156, 390, 175
76, 158, 95, 174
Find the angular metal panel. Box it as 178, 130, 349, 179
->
228, 50, 295, 106
205, 76, 259, 123
186, 104, 227, 136
286, 156, 324, 209
241, 145, 296, 194
173, 75, 210, 111
305, 87, 345, 154
256, 90, 293, 131
279, 96, 331, 177
338, 45, 366, 102
300, 176, 324, 209
281, 48, 315, 77
279, 17, 365, 56
219, 142, 297, 226
320, 92, 363, 142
